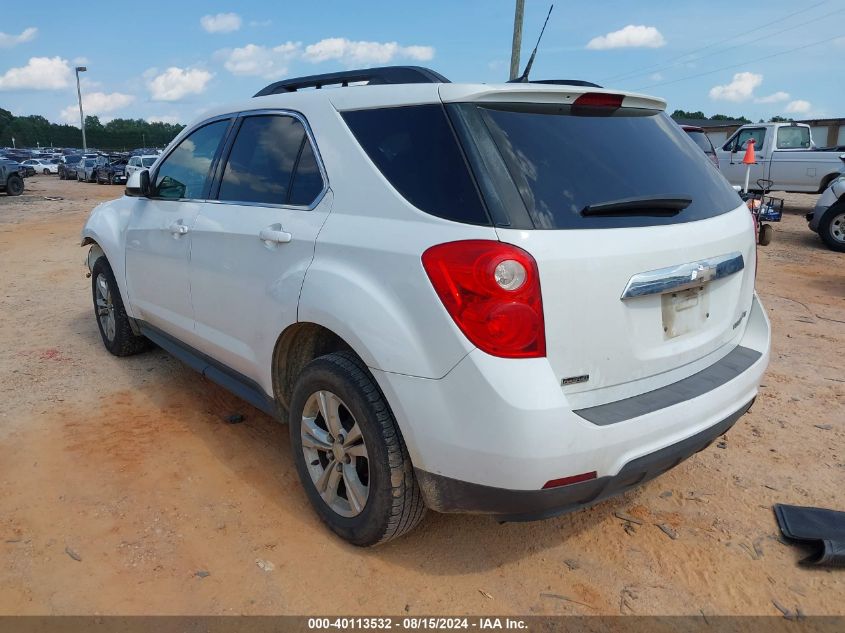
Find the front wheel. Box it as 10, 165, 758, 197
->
289, 352, 426, 546
818, 204, 845, 252
91, 257, 151, 356
5, 174, 24, 196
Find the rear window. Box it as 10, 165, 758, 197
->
776, 126, 811, 149
342, 105, 489, 225
463, 104, 741, 229
685, 129, 715, 154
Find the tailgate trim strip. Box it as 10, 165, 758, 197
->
621, 251, 744, 299
573, 345, 761, 425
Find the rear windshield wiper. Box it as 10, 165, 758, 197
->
581, 195, 692, 217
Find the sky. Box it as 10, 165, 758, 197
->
1, 0, 843, 129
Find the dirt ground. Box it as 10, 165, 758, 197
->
0, 176, 842, 616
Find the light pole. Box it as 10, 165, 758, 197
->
75, 66, 87, 151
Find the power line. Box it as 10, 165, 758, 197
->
600, 0, 830, 83
613, 6, 845, 86
633, 33, 843, 92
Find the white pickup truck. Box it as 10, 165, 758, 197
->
715, 122, 845, 193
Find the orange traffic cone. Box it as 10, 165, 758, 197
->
742, 138, 756, 193
742, 138, 756, 164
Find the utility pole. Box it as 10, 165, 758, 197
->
75, 66, 87, 151
509, 0, 525, 80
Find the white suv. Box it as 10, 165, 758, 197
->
81, 66, 770, 546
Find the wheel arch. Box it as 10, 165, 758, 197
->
271, 322, 359, 416
819, 172, 841, 194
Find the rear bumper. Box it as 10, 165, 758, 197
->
415, 399, 752, 520
373, 293, 770, 506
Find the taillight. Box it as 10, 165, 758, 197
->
422, 240, 545, 359
573, 92, 624, 108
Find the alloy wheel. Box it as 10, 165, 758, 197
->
300, 390, 369, 517
829, 212, 845, 244
94, 273, 116, 342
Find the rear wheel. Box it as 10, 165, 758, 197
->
819, 204, 845, 252
43, 168, 50, 175
91, 257, 151, 356
5, 174, 23, 196
289, 352, 426, 546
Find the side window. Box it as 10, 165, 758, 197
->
776, 126, 810, 149
218, 114, 322, 206
735, 128, 766, 152
154, 119, 229, 200
289, 139, 323, 206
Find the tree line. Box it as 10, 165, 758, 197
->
0, 107, 184, 151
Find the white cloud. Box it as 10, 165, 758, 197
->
785, 99, 811, 114
200, 12, 242, 34
586, 25, 665, 50
72, 56, 89, 66
0, 56, 72, 90
60, 91, 135, 123
147, 114, 181, 124
0, 27, 37, 48
755, 91, 790, 104
649, 72, 663, 81
708, 71, 763, 102
219, 42, 301, 78
250, 19, 272, 27
302, 38, 435, 65
146, 67, 213, 101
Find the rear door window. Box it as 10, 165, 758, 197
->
217, 114, 323, 207
458, 104, 741, 229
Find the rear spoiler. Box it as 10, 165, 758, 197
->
438, 84, 666, 111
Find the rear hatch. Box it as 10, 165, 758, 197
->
442, 86, 756, 403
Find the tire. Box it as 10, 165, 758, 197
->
818, 203, 845, 253
5, 174, 24, 196
43, 168, 50, 175
90, 257, 151, 356
289, 351, 426, 546
59, 169, 65, 180
759, 223, 773, 246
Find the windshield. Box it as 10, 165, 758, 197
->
85, 160, 94, 166
142, 157, 157, 167
67, 156, 81, 164
459, 104, 740, 229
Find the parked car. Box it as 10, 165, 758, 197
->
715, 123, 845, 192
81, 67, 770, 546
681, 125, 718, 168
95, 158, 128, 185
77, 157, 107, 183
806, 172, 845, 252
125, 154, 158, 178
21, 158, 59, 175
59, 155, 83, 180
0, 159, 25, 195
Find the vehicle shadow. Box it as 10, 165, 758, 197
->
67, 308, 653, 574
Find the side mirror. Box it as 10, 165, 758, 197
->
125, 169, 151, 197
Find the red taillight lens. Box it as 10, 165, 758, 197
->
573, 92, 624, 108
422, 240, 546, 358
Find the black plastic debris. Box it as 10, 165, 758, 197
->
774, 504, 845, 567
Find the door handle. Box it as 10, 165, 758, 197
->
169, 221, 189, 236
259, 227, 292, 244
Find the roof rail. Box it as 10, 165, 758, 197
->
254, 65, 450, 97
